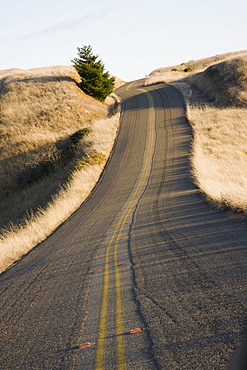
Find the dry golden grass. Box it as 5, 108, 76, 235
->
190, 57, 247, 108
189, 107, 247, 210
0, 66, 121, 272
145, 50, 247, 89
146, 50, 247, 77
145, 50, 247, 212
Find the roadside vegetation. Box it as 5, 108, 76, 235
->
0, 66, 121, 272
145, 50, 247, 212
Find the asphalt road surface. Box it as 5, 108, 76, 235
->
1, 80, 247, 369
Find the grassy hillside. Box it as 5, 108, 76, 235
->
0, 66, 121, 271
190, 57, 247, 107
146, 50, 247, 213
147, 50, 247, 75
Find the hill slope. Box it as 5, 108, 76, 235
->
0, 66, 121, 271
145, 50, 247, 212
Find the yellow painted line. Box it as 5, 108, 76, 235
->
95, 243, 111, 369
95, 206, 132, 369
114, 233, 126, 369
95, 204, 132, 369
95, 89, 155, 370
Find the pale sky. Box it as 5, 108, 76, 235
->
1, 0, 246, 81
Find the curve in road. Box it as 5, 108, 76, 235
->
0, 80, 247, 370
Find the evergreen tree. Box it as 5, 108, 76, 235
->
71, 45, 115, 102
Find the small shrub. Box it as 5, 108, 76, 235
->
75, 152, 106, 170
171, 68, 184, 72
69, 128, 92, 149
183, 67, 193, 72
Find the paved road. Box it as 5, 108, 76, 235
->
0, 80, 247, 369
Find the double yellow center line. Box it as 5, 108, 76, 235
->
95, 90, 155, 370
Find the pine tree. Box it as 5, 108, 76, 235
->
71, 45, 115, 102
